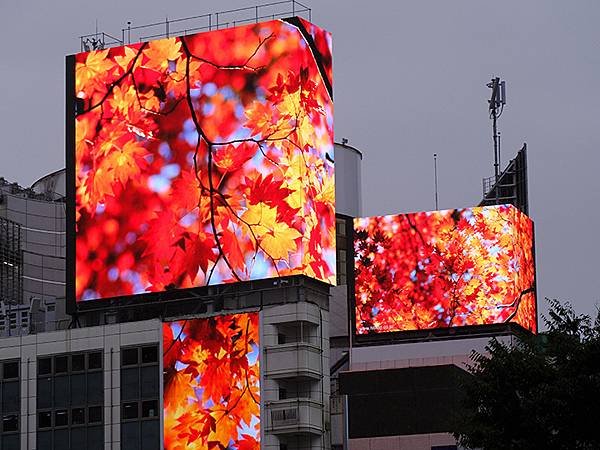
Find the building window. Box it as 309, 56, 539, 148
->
0, 217, 23, 316
0, 360, 19, 450
336, 216, 349, 285
278, 387, 287, 400
337, 249, 347, 285
36, 352, 103, 450
121, 345, 160, 450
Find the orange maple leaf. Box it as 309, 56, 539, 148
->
104, 139, 148, 186
76, 49, 115, 92
143, 37, 182, 70
213, 142, 257, 172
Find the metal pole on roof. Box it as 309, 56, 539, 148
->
434, 153, 439, 210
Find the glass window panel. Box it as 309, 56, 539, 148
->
71, 354, 85, 372
339, 249, 347, 262
141, 419, 160, 450
336, 219, 347, 237
122, 402, 139, 420
37, 377, 52, 409
70, 373, 86, 406
88, 405, 103, 424
141, 366, 159, 398
2, 381, 19, 412
38, 357, 51, 375
2, 414, 18, 432
87, 371, 103, 404
54, 409, 68, 427
3, 361, 18, 379
1, 434, 19, 450
121, 367, 139, 401
141, 346, 158, 364
71, 427, 86, 448
54, 356, 68, 374
121, 421, 140, 449
88, 352, 102, 370
72, 407, 85, 425
87, 425, 104, 450
142, 400, 158, 418
122, 348, 138, 366
38, 411, 52, 428
54, 428, 69, 448
37, 430, 52, 450
54, 375, 69, 408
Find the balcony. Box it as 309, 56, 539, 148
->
265, 398, 324, 435
264, 342, 322, 379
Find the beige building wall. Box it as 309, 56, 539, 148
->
0, 319, 161, 450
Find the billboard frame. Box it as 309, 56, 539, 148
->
66, 54, 77, 315
65, 17, 334, 315
348, 205, 538, 346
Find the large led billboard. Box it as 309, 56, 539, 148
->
163, 312, 260, 450
354, 205, 536, 335
68, 18, 334, 304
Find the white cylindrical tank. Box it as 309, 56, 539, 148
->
334, 141, 362, 217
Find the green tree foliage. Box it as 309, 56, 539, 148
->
454, 298, 600, 450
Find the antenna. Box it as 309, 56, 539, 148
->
487, 77, 506, 179
433, 153, 439, 210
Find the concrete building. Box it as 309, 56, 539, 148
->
329, 141, 362, 450
333, 146, 532, 450
0, 276, 332, 450
0, 170, 68, 336
1, 141, 534, 450
338, 333, 524, 450
0, 137, 366, 450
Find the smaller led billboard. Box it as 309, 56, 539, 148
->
354, 205, 536, 335
163, 312, 260, 450
70, 18, 335, 304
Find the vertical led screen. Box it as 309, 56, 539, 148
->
354, 205, 536, 335
163, 313, 260, 450
70, 18, 334, 303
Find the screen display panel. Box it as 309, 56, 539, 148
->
70, 19, 334, 303
354, 205, 536, 334
163, 312, 260, 450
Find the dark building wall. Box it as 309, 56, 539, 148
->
0, 217, 22, 305
340, 365, 470, 438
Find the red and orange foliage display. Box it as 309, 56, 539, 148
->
354, 205, 536, 335
72, 19, 335, 302
163, 313, 260, 450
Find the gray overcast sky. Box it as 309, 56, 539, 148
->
1, 0, 599, 321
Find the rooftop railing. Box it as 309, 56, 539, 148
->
80, 0, 311, 52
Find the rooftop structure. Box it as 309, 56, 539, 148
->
0, 170, 67, 336
79, 0, 312, 51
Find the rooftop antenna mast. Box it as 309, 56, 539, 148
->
433, 153, 439, 210
487, 77, 506, 179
